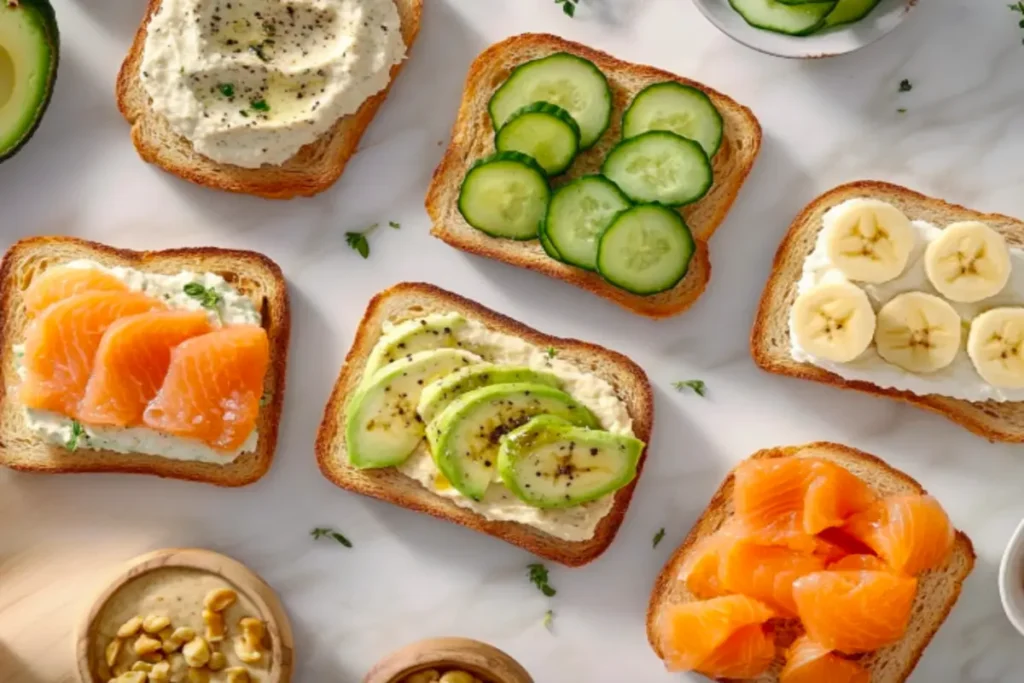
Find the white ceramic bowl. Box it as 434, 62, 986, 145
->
690, 0, 917, 58
999, 517, 1024, 636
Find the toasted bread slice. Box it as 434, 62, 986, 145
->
426, 33, 762, 319
752, 180, 1024, 442
115, 0, 423, 199
646, 441, 975, 682
314, 282, 654, 566
0, 236, 291, 486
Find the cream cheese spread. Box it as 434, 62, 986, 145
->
140, 0, 406, 168
790, 206, 1024, 402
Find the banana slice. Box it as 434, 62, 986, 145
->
874, 292, 961, 373
966, 307, 1024, 388
792, 281, 876, 363
824, 199, 915, 283
924, 221, 1010, 303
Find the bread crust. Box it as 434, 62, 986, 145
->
0, 236, 291, 487
645, 441, 976, 683
314, 282, 654, 566
426, 33, 762, 319
115, 0, 423, 199
751, 180, 1024, 442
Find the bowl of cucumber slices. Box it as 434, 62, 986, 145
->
692, 0, 916, 58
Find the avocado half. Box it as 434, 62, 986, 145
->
0, 0, 59, 163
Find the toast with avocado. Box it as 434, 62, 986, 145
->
315, 282, 654, 566
0, 236, 290, 486
115, 0, 422, 199
426, 33, 762, 318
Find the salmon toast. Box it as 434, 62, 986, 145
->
0, 237, 290, 487
647, 442, 975, 683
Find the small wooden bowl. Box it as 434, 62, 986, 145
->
364, 637, 534, 683
75, 548, 294, 682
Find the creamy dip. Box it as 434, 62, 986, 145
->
391, 317, 635, 542
140, 0, 406, 167
14, 260, 261, 463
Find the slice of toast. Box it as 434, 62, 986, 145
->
115, 0, 423, 199
646, 441, 976, 683
0, 236, 291, 486
314, 282, 654, 566
751, 180, 1024, 442
426, 33, 762, 319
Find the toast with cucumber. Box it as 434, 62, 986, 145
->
427, 33, 761, 318
315, 282, 654, 566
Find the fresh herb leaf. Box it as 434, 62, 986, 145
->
653, 527, 666, 548
311, 527, 352, 547
897, 108, 907, 114
1012, 2, 1024, 43
554, 0, 580, 17
899, 78, 913, 92
388, 220, 401, 229
66, 420, 85, 451
545, 347, 557, 359
528, 563, 556, 597
543, 609, 554, 630
251, 99, 270, 112
345, 231, 371, 259
183, 282, 223, 320
672, 379, 706, 397
218, 83, 235, 97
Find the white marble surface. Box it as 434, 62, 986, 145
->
2, 0, 1024, 681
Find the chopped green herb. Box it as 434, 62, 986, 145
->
653, 527, 666, 548
554, 0, 580, 17
543, 609, 554, 630
251, 99, 269, 112
345, 230, 372, 259
897, 108, 907, 114
183, 282, 223, 321
311, 527, 352, 548
545, 347, 557, 359
218, 83, 235, 97
899, 79, 912, 92
672, 379, 706, 397
388, 220, 401, 229
528, 563, 556, 597
1012, 2, 1024, 43
66, 420, 85, 452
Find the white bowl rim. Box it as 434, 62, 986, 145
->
998, 516, 1024, 636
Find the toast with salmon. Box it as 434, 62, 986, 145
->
751, 180, 1024, 442
426, 33, 762, 319
315, 282, 654, 566
0, 236, 290, 486
646, 441, 975, 682
115, 0, 422, 199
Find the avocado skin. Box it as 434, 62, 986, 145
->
0, 0, 60, 163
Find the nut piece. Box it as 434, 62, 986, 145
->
185, 669, 209, 683
166, 653, 188, 683
162, 627, 195, 654
142, 615, 172, 634
111, 673, 147, 683
202, 609, 225, 642
207, 651, 227, 671
139, 651, 165, 664
134, 634, 163, 657
181, 636, 211, 668
105, 639, 123, 668
233, 636, 262, 664
203, 588, 238, 612
131, 662, 153, 673
440, 673, 476, 683
405, 671, 440, 683
117, 616, 144, 639
148, 661, 171, 683
224, 668, 250, 683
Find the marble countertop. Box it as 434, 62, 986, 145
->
2, 0, 1024, 681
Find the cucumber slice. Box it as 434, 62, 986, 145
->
489, 53, 612, 149
545, 176, 632, 271
622, 83, 724, 158
601, 131, 712, 207
458, 152, 550, 240
820, 0, 882, 28
495, 102, 580, 176
538, 217, 564, 261
597, 204, 695, 295
728, 0, 837, 35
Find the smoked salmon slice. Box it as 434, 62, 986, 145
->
695, 623, 775, 679
680, 532, 731, 600
143, 325, 269, 451
719, 539, 827, 617
23, 265, 129, 316
658, 594, 776, 673
842, 494, 955, 576
780, 635, 870, 683
792, 570, 917, 654
20, 291, 165, 415
76, 310, 213, 427
828, 554, 888, 571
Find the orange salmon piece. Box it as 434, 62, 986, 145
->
77, 310, 213, 427
719, 540, 827, 617
658, 595, 776, 672
23, 266, 129, 317
143, 325, 269, 451
843, 494, 955, 576
829, 554, 888, 571
803, 462, 878, 534
780, 635, 870, 683
696, 624, 775, 679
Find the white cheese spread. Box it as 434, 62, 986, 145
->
14, 260, 261, 463
140, 0, 406, 168
392, 317, 635, 542
790, 206, 1024, 402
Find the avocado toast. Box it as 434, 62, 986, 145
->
315, 282, 654, 566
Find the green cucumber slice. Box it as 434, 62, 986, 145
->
458, 152, 550, 240
728, 0, 837, 35
820, 0, 883, 28
622, 82, 724, 158
545, 176, 632, 271
601, 131, 712, 207
495, 102, 580, 176
597, 204, 695, 295
489, 53, 612, 149
538, 217, 564, 261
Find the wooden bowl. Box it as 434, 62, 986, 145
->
75, 548, 294, 682
364, 637, 533, 683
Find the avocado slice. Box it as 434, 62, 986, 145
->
0, 0, 59, 162
498, 415, 644, 509
346, 348, 483, 468
417, 364, 562, 425
361, 314, 470, 386
427, 382, 598, 501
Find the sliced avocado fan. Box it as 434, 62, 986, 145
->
361, 313, 470, 385
0, 0, 58, 162
417, 364, 562, 425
